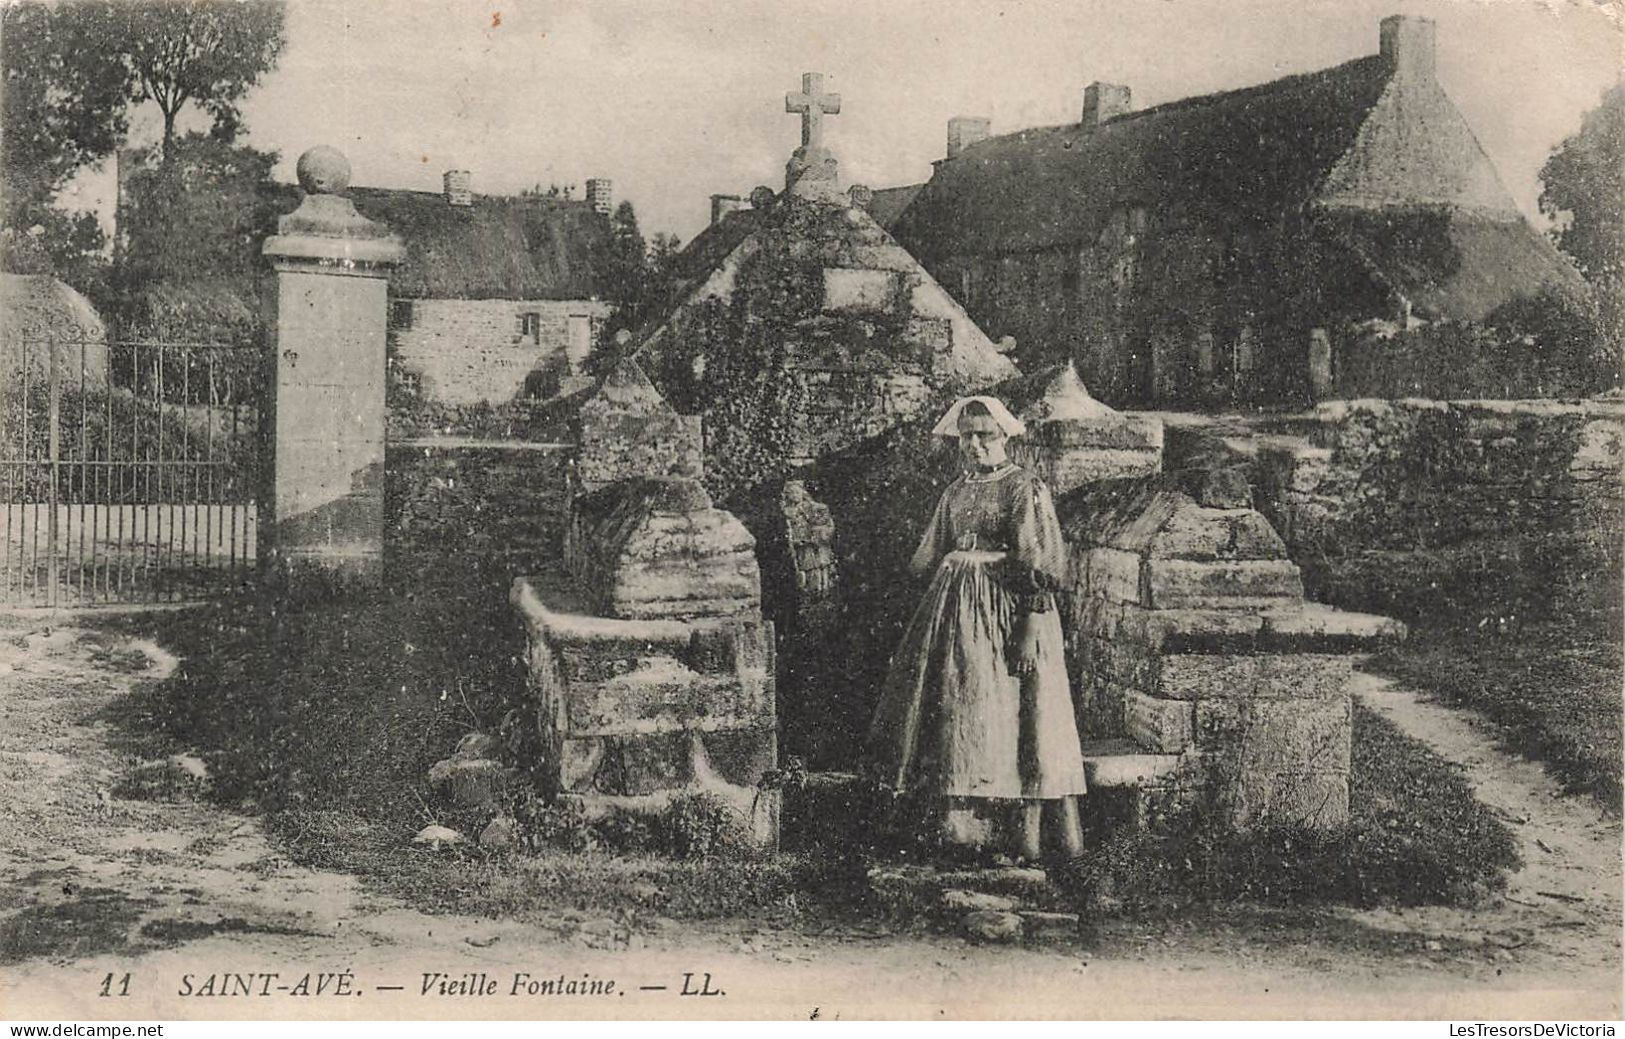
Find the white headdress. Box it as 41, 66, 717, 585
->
930, 395, 1026, 438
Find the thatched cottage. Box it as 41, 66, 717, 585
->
348, 172, 615, 406
887, 15, 1588, 407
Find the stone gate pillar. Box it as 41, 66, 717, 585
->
261, 146, 404, 592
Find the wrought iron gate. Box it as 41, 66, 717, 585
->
1, 331, 262, 606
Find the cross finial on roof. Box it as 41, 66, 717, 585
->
785, 72, 841, 150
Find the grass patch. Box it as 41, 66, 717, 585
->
268, 805, 847, 926
0, 888, 152, 965
101, 566, 520, 818
1078, 704, 1521, 909
1369, 614, 1622, 812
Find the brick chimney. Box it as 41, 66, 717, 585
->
710, 193, 747, 226
443, 169, 472, 207
586, 177, 613, 216
946, 116, 992, 160
1380, 14, 1437, 79
1082, 82, 1132, 130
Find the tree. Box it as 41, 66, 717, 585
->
1, 3, 133, 210
118, 132, 281, 289
598, 200, 651, 322
1540, 84, 1624, 349
1, 2, 134, 286
114, 0, 286, 165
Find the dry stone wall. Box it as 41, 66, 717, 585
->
1252, 397, 1624, 621
384, 440, 570, 582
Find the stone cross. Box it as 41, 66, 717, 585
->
785, 72, 841, 149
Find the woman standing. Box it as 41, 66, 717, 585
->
868, 396, 1087, 863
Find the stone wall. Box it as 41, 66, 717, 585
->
390, 298, 611, 406
384, 439, 571, 581
1252, 398, 1624, 622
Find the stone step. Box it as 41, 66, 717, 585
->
1080, 738, 1181, 788
865, 865, 1085, 945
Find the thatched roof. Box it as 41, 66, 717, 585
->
894, 56, 1393, 258
1315, 206, 1590, 322
348, 187, 610, 300
864, 184, 923, 229
0, 273, 108, 341
261, 183, 612, 300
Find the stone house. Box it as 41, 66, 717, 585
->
347, 172, 615, 406
889, 15, 1588, 407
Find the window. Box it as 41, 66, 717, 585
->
519, 311, 541, 339
390, 299, 414, 330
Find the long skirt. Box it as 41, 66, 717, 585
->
868, 550, 1088, 800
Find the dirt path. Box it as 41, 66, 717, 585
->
1349, 672, 1622, 983
1, 620, 1618, 1020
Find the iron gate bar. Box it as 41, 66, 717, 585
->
47, 336, 58, 606
2, 335, 261, 605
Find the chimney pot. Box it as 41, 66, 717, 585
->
586, 178, 613, 216
1082, 82, 1132, 130
1380, 15, 1437, 79
443, 169, 472, 207
946, 116, 992, 160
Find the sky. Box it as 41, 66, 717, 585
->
58, 0, 1623, 245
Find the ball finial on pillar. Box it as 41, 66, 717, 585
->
296, 145, 351, 195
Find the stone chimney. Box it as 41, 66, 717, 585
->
586, 177, 614, 216
1380, 14, 1437, 79
1082, 82, 1132, 130
443, 169, 472, 207
710, 193, 748, 226
946, 116, 992, 160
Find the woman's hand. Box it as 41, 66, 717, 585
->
955, 532, 979, 551
1010, 612, 1040, 678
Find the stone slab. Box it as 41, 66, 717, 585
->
1123, 692, 1194, 753
557, 726, 777, 797
562, 659, 773, 737
1258, 605, 1406, 652
823, 268, 900, 312
1155, 654, 1261, 700
1084, 548, 1144, 604
1156, 653, 1351, 701
513, 571, 756, 647
1148, 506, 1288, 562
1236, 697, 1352, 775
1079, 738, 1181, 788
1144, 558, 1304, 609
1115, 607, 1266, 654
